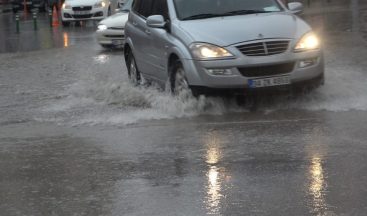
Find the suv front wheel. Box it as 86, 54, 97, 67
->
127, 51, 141, 86
170, 60, 199, 97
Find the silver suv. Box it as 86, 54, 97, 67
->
124, 0, 324, 96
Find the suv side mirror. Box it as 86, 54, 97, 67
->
288, 2, 303, 14
146, 15, 166, 28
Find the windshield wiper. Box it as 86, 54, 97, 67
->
221, 10, 272, 16
182, 10, 273, 20
182, 13, 222, 20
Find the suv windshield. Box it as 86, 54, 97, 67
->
173, 0, 283, 20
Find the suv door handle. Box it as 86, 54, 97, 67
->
145, 29, 151, 35
132, 21, 138, 26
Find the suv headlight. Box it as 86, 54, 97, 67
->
62, 3, 71, 9
94, 1, 106, 8
294, 32, 320, 52
190, 43, 234, 60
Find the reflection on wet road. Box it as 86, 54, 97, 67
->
63, 32, 69, 48
309, 156, 327, 214
0, 13, 97, 53
2, 112, 367, 215
305, 126, 332, 215
206, 166, 221, 214
204, 131, 224, 214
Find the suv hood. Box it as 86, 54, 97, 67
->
178, 13, 310, 47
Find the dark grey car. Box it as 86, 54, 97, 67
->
124, 0, 324, 95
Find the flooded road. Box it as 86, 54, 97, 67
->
2, 112, 367, 215
1, 0, 367, 215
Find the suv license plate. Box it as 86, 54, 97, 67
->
248, 76, 290, 88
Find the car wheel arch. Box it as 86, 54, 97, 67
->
166, 50, 202, 87
123, 37, 139, 67
124, 44, 131, 62
168, 53, 180, 75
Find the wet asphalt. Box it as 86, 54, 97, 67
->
1, 0, 367, 215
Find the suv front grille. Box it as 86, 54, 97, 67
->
237, 40, 290, 56
72, 6, 92, 11
238, 62, 295, 77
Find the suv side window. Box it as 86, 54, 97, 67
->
151, 0, 169, 20
135, 0, 154, 18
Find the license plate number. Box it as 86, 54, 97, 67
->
74, 11, 90, 15
248, 76, 290, 88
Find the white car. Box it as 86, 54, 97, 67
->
61, 0, 112, 26
96, 0, 131, 48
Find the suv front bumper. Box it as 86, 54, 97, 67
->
184, 48, 324, 93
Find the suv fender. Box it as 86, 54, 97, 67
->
167, 45, 202, 86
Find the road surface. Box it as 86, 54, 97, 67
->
1, 1, 367, 215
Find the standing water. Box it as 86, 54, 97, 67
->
0, 0, 366, 126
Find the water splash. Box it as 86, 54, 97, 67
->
37, 32, 367, 126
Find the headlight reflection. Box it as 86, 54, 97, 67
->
206, 165, 222, 214
305, 125, 332, 214
63, 32, 69, 48
94, 54, 109, 64
204, 131, 225, 215
309, 156, 327, 212
206, 147, 220, 165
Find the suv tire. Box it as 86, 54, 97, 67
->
170, 60, 198, 96
127, 51, 141, 86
